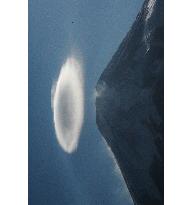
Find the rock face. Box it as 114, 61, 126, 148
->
95, 0, 164, 205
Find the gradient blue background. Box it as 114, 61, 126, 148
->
29, 1, 143, 204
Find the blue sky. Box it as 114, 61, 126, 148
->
29, 0, 143, 204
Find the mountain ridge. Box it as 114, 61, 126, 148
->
96, 0, 164, 204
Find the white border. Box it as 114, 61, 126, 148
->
165, 0, 190, 204
0, 0, 28, 204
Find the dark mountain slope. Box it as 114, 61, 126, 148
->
96, 0, 164, 204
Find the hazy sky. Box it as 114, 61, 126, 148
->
29, 0, 143, 204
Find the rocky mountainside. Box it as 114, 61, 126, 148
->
95, 0, 164, 204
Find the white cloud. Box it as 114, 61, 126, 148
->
94, 81, 107, 99
52, 57, 84, 153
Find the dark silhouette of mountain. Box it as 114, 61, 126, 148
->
95, 0, 164, 204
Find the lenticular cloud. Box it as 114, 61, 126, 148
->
52, 57, 84, 153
